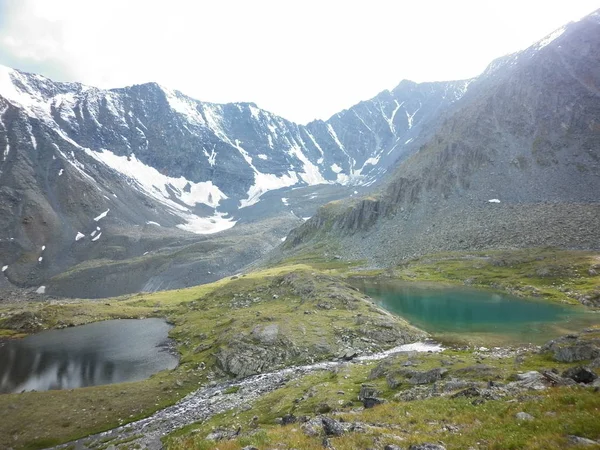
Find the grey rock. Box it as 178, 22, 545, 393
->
384, 445, 404, 450
362, 397, 385, 408
281, 414, 297, 425
339, 348, 358, 360
206, 428, 239, 441
515, 412, 535, 421
408, 444, 446, 450
407, 368, 448, 385
508, 371, 548, 391
567, 435, 598, 446
321, 417, 345, 436
301, 417, 324, 437
359, 384, 380, 400
450, 387, 481, 399
315, 403, 332, 414
542, 333, 600, 363
562, 366, 598, 384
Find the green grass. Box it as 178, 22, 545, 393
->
165, 349, 600, 450
1, 248, 598, 449
0, 264, 421, 449
349, 248, 600, 306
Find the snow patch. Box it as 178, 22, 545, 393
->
58, 169, 64, 176
257, 154, 268, 160
35, 286, 46, 294
146, 221, 161, 226
93, 208, 110, 221
85, 149, 227, 209
75, 232, 85, 241
281, 198, 289, 206
326, 124, 345, 151
404, 138, 414, 145
406, 108, 419, 129
2, 265, 7, 272
163, 87, 205, 125
176, 211, 236, 235
38, 256, 43, 262
287, 143, 327, 186
235, 140, 300, 208
203, 146, 217, 167
41, 245, 46, 251
92, 232, 102, 242
331, 163, 342, 174
488, 199, 501, 203
248, 104, 261, 120
304, 130, 325, 161
536, 26, 566, 50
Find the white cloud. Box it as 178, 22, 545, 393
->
0, 0, 598, 123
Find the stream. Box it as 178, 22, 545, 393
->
48, 341, 442, 450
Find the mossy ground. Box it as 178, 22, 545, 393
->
0, 265, 418, 449
0, 249, 598, 449
165, 348, 600, 450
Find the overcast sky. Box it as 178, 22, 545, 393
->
0, 0, 598, 123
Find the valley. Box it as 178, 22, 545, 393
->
0, 7, 599, 450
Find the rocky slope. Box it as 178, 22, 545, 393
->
0, 59, 468, 296
284, 11, 600, 265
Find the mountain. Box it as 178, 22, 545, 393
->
284, 11, 600, 264
0, 60, 468, 297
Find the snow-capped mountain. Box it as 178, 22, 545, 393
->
0, 57, 469, 296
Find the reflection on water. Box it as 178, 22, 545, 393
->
356, 281, 599, 343
0, 318, 178, 394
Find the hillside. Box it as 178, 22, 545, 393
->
284, 12, 600, 266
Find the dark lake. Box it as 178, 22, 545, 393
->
356, 280, 599, 344
0, 318, 179, 394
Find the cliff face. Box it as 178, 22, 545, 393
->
285, 12, 600, 263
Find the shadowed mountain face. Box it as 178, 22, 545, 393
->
0, 47, 467, 297
285, 12, 600, 264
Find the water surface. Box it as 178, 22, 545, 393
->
356, 280, 598, 344
0, 318, 178, 394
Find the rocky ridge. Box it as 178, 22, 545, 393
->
284, 12, 600, 266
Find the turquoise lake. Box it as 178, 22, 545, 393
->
356, 281, 599, 344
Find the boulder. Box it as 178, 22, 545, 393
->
359, 384, 380, 400
562, 366, 598, 384
322, 417, 345, 436
363, 397, 385, 408
408, 444, 446, 450
515, 412, 535, 421
315, 402, 332, 414
567, 435, 598, 446
281, 414, 297, 425
206, 428, 239, 441
508, 371, 547, 391
301, 417, 324, 437
407, 368, 448, 385
542, 333, 600, 363
450, 387, 481, 398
